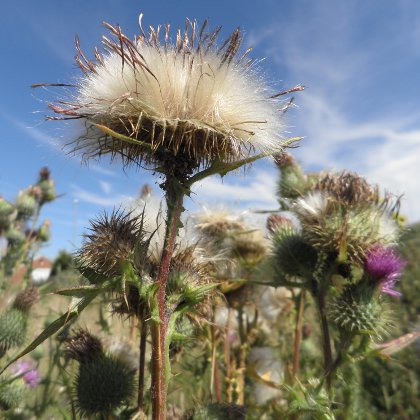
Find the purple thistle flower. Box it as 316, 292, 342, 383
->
10, 359, 40, 388
364, 246, 405, 298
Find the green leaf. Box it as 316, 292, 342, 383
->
0, 292, 100, 375
54, 283, 112, 298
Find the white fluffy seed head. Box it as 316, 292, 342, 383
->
47, 18, 290, 170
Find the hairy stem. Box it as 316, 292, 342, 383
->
137, 320, 147, 411
292, 290, 305, 379
318, 290, 333, 391
150, 178, 185, 420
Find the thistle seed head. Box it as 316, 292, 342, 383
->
13, 286, 39, 312
77, 209, 148, 277
230, 229, 267, 267
64, 330, 103, 363
195, 211, 246, 240
44, 16, 289, 172
313, 171, 375, 206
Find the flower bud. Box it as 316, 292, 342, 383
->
37, 219, 51, 242
16, 191, 36, 218
6, 226, 25, 245
0, 377, 26, 410
0, 309, 28, 358
274, 234, 318, 279
266, 214, 294, 236
275, 152, 308, 199
0, 288, 38, 358
0, 197, 14, 232
65, 331, 135, 417
37, 179, 56, 204
329, 285, 390, 339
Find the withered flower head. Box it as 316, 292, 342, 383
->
266, 214, 294, 234
313, 171, 376, 205
273, 151, 295, 168
231, 229, 267, 266
44, 16, 288, 172
38, 167, 51, 181
13, 286, 39, 312
64, 330, 103, 363
77, 209, 148, 277
195, 211, 245, 239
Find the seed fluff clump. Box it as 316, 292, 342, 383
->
43, 16, 294, 172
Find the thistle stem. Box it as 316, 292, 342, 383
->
137, 320, 147, 411
317, 290, 333, 391
150, 177, 185, 420
292, 290, 305, 379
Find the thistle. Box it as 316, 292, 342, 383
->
65, 330, 135, 417
0, 197, 14, 232
329, 284, 391, 340
36, 167, 56, 204
275, 152, 309, 199
363, 245, 405, 298
15, 190, 37, 219
0, 287, 38, 358
77, 209, 149, 279
38, 14, 293, 419
44, 18, 289, 173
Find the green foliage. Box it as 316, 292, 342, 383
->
0, 309, 28, 358
188, 403, 245, 420
0, 377, 26, 411
75, 354, 135, 417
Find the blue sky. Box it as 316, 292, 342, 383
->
1, 0, 420, 259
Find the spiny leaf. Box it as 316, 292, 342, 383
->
0, 292, 100, 375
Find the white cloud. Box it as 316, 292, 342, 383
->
251, 1, 420, 222
99, 180, 112, 194
71, 184, 133, 207
192, 168, 278, 209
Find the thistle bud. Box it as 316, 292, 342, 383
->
37, 179, 56, 204
0, 197, 14, 232
329, 285, 390, 339
274, 234, 318, 279
37, 219, 51, 242
0, 288, 38, 358
275, 152, 308, 199
16, 191, 36, 218
0, 310, 27, 358
65, 330, 135, 417
0, 377, 26, 410
6, 226, 25, 245
266, 214, 294, 235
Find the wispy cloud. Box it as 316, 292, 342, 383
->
252, 1, 420, 222
89, 164, 119, 178
71, 184, 133, 207
192, 169, 278, 210
99, 180, 112, 194
0, 109, 60, 150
